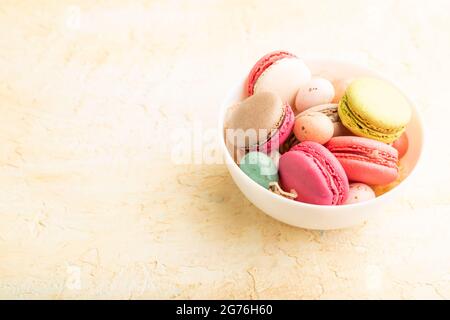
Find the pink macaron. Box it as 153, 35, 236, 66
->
326, 136, 399, 185
392, 132, 409, 159
247, 51, 311, 107
279, 141, 349, 205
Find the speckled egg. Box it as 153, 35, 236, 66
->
295, 77, 335, 112
344, 183, 376, 204
293, 111, 334, 145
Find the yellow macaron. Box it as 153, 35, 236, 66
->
338, 77, 411, 143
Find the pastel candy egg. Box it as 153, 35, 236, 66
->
344, 183, 376, 204
295, 77, 335, 112
293, 111, 334, 145
239, 151, 279, 188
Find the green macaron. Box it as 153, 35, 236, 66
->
239, 152, 278, 189
338, 77, 411, 143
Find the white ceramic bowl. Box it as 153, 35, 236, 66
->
219, 58, 424, 230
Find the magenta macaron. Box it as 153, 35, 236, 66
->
279, 141, 349, 205
326, 136, 399, 185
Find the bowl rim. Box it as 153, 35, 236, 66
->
218, 57, 425, 211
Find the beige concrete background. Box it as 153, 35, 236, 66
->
0, 0, 449, 299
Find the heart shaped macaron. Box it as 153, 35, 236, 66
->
224, 92, 295, 154
338, 77, 411, 143
279, 141, 349, 205
326, 136, 399, 185
246, 51, 311, 107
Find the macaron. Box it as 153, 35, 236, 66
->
293, 111, 334, 145
392, 132, 409, 159
247, 51, 311, 107
326, 136, 399, 185
240, 151, 279, 189
279, 132, 299, 154
295, 77, 335, 112
299, 103, 352, 137
344, 183, 376, 204
224, 92, 295, 153
338, 77, 412, 143
279, 141, 349, 205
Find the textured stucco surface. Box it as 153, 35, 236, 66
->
0, 0, 449, 299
